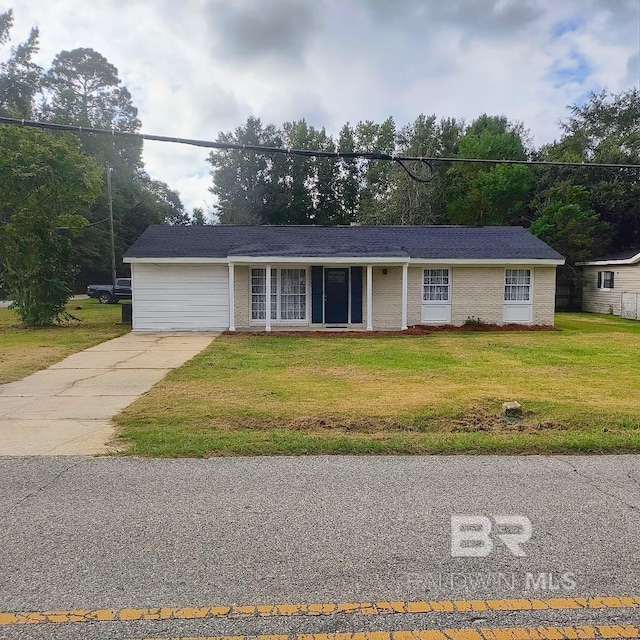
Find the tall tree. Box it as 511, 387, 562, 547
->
41, 47, 175, 285
0, 9, 42, 118
447, 163, 534, 226
42, 47, 142, 170
139, 176, 190, 226
548, 89, 640, 252
313, 127, 341, 224
269, 119, 316, 224
530, 183, 611, 309
0, 9, 10, 45
264, 119, 342, 224
208, 117, 276, 223
0, 125, 102, 324
446, 114, 533, 225
531, 183, 610, 266
0, 14, 188, 290
336, 124, 360, 224
355, 117, 396, 223
458, 114, 529, 160
191, 207, 209, 225
380, 115, 464, 225
562, 89, 640, 162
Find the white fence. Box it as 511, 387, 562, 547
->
621, 292, 640, 320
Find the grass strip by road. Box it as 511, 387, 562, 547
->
116, 313, 640, 456
1, 596, 638, 625
0, 299, 129, 384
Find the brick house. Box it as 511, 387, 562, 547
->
123, 225, 564, 332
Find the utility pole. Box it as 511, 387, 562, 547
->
106, 167, 117, 286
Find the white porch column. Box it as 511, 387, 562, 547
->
366, 264, 373, 331
265, 264, 272, 332
401, 262, 408, 330
228, 262, 236, 331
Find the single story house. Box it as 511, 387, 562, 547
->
123, 225, 564, 332
578, 249, 640, 319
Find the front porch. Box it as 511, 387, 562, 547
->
228, 261, 410, 332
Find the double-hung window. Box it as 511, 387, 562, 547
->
423, 269, 450, 302
597, 271, 614, 290
422, 268, 451, 323
504, 269, 531, 302
251, 268, 307, 321
250, 268, 274, 321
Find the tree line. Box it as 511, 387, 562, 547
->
0, 8, 204, 323
209, 92, 640, 305
3, 4, 640, 324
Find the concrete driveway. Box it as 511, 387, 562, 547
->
0, 332, 217, 455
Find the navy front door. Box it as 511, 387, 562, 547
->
324, 268, 349, 323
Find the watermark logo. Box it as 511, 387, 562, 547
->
404, 570, 577, 593
451, 515, 532, 557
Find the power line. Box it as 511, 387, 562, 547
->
2, 116, 640, 184
85, 217, 110, 227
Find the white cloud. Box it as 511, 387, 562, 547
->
4, 0, 640, 212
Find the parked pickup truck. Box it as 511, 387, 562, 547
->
87, 278, 132, 304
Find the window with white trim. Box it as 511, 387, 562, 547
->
504, 269, 531, 302
423, 269, 450, 301
251, 269, 270, 320
251, 268, 307, 321
597, 271, 614, 290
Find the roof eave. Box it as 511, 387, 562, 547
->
123, 257, 229, 264
577, 252, 640, 266
409, 258, 564, 265
124, 256, 564, 265
229, 255, 409, 263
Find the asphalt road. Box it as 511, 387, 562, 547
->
0, 455, 639, 639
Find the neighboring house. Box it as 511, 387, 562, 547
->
578, 249, 640, 319
123, 225, 564, 332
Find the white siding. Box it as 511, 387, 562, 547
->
582, 264, 640, 316
132, 263, 229, 331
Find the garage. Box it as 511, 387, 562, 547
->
130, 263, 229, 331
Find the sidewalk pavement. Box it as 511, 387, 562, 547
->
0, 332, 217, 455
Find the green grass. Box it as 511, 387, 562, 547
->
0, 299, 130, 383
115, 312, 640, 456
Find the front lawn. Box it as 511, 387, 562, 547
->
0, 299, 130, 384
115, 313, 640, 456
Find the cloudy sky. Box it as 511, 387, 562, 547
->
4, 0, 640, 215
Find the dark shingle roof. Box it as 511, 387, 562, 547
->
124, 225, 564, 261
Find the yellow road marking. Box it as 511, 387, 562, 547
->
137, 626, 640, 640
0, 596, 639, 626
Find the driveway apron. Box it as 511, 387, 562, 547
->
0, 332, 217, 455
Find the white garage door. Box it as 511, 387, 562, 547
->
132, 263, 229, 331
